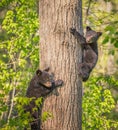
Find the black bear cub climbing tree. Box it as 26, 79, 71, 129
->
25, 68, 63, 130
70, 27, 102, 81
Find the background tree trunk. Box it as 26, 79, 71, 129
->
39, 0, 83, 130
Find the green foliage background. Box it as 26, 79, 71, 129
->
0, 0, 39, 129
82, 0, 118, 129
0, 0, 118, 130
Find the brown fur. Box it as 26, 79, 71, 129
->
25, 68, 63, 130
70, 26, 102, 81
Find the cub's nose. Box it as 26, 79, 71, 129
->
51, 79, 55, 84
51, 81, 55, 88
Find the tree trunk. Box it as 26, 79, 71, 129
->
39, 0, 83, 130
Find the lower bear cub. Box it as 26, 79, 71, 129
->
70, 26, 102, 81
25, 68, 63, 130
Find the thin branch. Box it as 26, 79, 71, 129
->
84, 0, 92, 25
7, 54, 18, 122
7, 86, 16, 122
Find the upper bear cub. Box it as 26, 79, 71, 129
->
70, 26, 102, 81
25, 68, 63, 130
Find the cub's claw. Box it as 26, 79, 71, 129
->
70, 28, 76, 35
55, 79, 63, 86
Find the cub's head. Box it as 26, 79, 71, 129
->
36, 68, 53, 88
85, 26, 102, 43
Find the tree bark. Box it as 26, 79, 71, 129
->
39, 0, 83, 130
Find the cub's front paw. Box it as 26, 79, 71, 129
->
55, 79, 63, 86
70, 28, 76, 35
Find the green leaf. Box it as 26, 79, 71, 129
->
108, 50, 115, 55
110, 38, 115, 44
114, 42, 118, 48
102, 36, 109, 44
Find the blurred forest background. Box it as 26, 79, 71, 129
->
0, 0, 118, 129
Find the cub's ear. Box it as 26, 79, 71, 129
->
36, 69, 42, 76
44, 67, 50, 72
86, 26, 92, 31
97, 32, 102, 36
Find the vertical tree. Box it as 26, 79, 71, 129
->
39, 0, 83, 129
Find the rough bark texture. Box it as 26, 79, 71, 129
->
39, 0, 82, 130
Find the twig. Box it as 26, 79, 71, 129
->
84, 0, 92, 25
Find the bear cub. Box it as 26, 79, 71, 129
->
25, 68, 63, 130
70, 26, 102, 81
